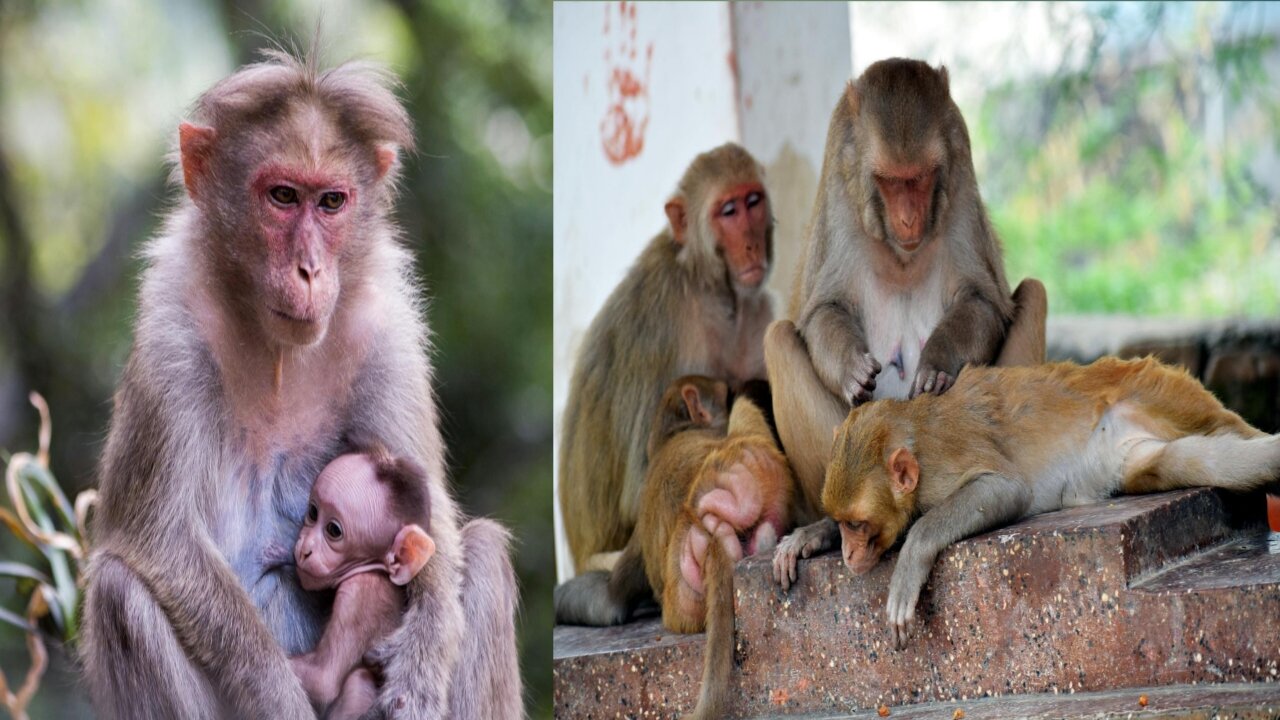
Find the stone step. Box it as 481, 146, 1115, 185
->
553, 489, 1280, 718
780, 681, 1280, 719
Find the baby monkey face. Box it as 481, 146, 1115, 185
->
295, 454, 398, 591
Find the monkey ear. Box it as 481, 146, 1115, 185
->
178, 123, 217, 200
375, 145, 400, 181
937, 65, 950, 92
665, 199, 688, 245
681, 384, 710, 424
887, 447, 919, 496
845, 80, 860, 117
387, 524, 435, 586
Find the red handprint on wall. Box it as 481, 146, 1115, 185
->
600, 1, 652, 165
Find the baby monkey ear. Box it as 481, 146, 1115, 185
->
887, 447, 919, 496
387, 524, 435, 586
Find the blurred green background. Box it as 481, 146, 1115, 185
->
970, 2, 1280, 316
0, 0, 551, 717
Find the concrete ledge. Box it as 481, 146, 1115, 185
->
554, 489, 1280, 718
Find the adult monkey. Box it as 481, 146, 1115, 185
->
560, 143, 776, 573
79, 52, 520, 719
767, 58, 1048, 584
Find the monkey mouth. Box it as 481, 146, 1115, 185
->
271, 308, 316, 324
895, 237, 923, 253
737, 265, 766, 286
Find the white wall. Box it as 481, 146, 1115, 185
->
553, 1, 739, 580
731, 2, 851, 311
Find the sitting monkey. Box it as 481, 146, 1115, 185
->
291, 451, 435, 720
821, 356, 1280, 649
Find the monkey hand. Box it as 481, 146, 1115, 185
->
909, 363, 953, 399
885, 541, 931, 650
771, 518, 838, 591
841, 353, 882, 405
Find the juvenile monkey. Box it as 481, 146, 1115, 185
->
79, 51, 520, 718
291, 451, 434, 720
560, 144, 776, 574
768, 58, 1047, 583
557, 376, 796, 720
823, 356, 1280, 649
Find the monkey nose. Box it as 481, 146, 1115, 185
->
297, 264, 321, 285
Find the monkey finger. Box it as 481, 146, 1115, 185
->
933, 373, 949, 395
773, 552, 795, 591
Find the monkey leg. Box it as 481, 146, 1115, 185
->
1122, 432, 1280, 494
80, 554, 221, 720
328, 668, 378, 720
554, 540, 651, 626
765, 320, 848, 510
995, 278, 1048, 367
444, 518, 522, 720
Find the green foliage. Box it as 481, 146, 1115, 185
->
975, 2, 1280, 318
0, 394, 96, 720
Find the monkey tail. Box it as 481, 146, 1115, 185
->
684, 540, 735, 720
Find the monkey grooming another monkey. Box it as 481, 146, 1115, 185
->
768, 58, 1048, 585
80, 51, 520, 719
560, 144, 777, 574
291, 451, 435, 720
823, 356, 1280, 649
557, 376, 797, 720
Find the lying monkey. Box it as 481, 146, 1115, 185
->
291, 452, 435, 719
819, 356, 1279, 649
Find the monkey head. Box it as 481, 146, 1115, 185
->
847, 59, 956, 257
295, 453, 435, 591
822, 401, 919, 574
646, 376, 730, 459
664, 143, 774, 293
177, 58, 414, 347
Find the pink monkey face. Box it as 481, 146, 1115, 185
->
294, 454, 396, 591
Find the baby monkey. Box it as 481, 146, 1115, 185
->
292, 450, 435, 720
821, 356, 1280, 649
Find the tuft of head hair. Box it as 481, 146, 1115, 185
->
173, 46, 414, 185
354, 441, 432, 531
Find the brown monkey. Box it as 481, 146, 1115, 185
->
290, 452, 435, 720
79, 51, 520, 719
557, 376, 796, 720
823, 356, 1280, 649
768, 59, 1048, 584
560, 143, 777, 573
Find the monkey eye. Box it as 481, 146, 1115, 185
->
305, 503, 318, 525
746, 191, 762, 208
324, 520, 343, 541
318, 192, 346, 212
269, 186, 299, 206
719, 200, 736, 217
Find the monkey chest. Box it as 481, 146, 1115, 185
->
214, 451, 331, 654
860, 275, 946, 400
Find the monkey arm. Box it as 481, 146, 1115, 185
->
803, 300, 873, 402
886, 473, 1030, 649
124, 535, 315, 717
915, 287, 1007, 397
